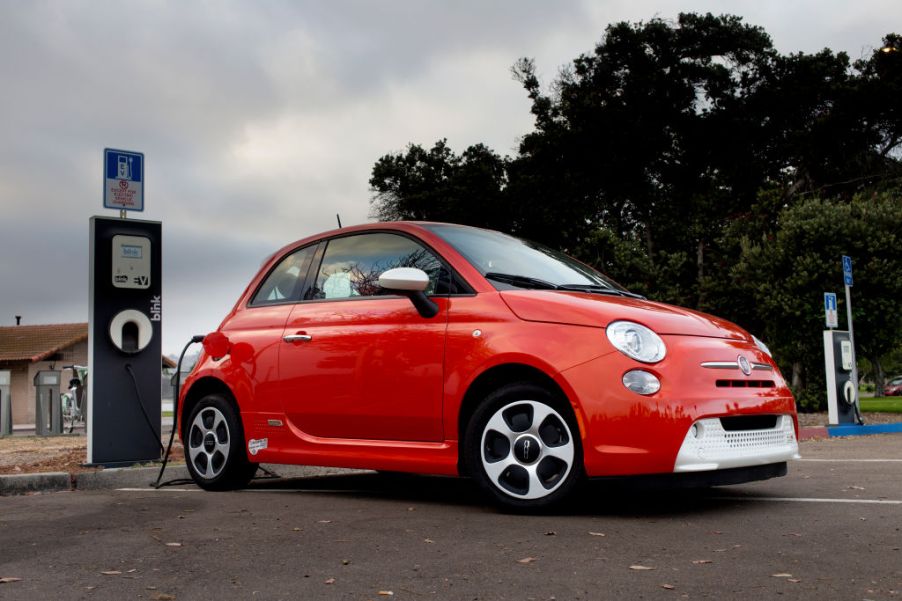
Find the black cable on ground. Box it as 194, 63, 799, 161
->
153, 335, 205, 489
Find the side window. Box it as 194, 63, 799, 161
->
250, 245, 317, 306
307, 233, 447, 300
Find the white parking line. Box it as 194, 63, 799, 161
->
798, 458, 902, 463
116, 487, 200, 492
713, 496, 902, 505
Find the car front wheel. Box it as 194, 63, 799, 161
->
184, 394, 258, 491
465, 383, 583, 510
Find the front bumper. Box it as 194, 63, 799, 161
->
673, 414, 799, 472
559, 334, 799, 478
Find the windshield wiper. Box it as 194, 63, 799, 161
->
484, 272, 559, 290
484, 273, 644, 299
556, 284, 646, 299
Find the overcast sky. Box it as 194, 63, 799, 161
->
1, 0, 899, 355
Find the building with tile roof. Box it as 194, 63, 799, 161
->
0, 323, 175, 429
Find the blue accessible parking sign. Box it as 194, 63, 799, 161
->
104, 148, 144, 212
842, 255, 853, 287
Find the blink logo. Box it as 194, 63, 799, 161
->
150, 296, 162, 321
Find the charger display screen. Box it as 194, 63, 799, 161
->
121, 245, 143, 259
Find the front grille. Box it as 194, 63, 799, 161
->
716, 379, 775, 389
720, 415, 779, 431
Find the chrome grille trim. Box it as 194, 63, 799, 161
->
700, 361, 739, 369
700, 360, 774, 372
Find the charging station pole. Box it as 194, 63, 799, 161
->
88, 149, 163, 465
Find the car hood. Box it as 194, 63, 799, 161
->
500, 290, 750, 340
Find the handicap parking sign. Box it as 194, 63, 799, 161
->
104, 148, 144, 212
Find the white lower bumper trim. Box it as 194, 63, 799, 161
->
674, 415, 799, 473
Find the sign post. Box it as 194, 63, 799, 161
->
103, 148, 145, 217
841, 256, 863, 424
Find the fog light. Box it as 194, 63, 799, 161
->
622, 370, 661, 395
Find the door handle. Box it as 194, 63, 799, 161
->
283, 333, 313, 343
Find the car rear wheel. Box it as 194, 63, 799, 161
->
465, 383, 583, 510
184, 394, 258, 491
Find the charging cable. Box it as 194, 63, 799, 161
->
124, 363, 165, 457
153, 335, 206, 489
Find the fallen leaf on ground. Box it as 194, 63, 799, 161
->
165, 542, 182, 547
318, 520, 333, 524
126, 569, 137, 573
0, 578, 22, 584
788, 579, 801, 583
424, 538, 435, 544
324, 578, 336, 585
545, 531, 556, 536
630, 565, 655, 571
153, 594, 176, 601
661, 584, 676, 590
692, 560, 713, 565
292, 527, 301, 531
517, 557, 538, 564
101, 570, 122, 576
588, 532, 606, 537
772, 573, 793, 578
378, 592, 394, 596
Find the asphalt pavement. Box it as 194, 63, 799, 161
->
0, 435, 900, 600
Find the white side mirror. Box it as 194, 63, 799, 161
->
378, 267, 429, 292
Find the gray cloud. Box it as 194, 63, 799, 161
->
1, 0, 899, 351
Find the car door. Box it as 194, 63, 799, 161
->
222, 243, 320, 415
278, 232, 450, 442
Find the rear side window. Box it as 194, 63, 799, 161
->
250, 245, 317, 306
307, 233, 446, 300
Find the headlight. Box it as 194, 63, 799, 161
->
752, 335, 772, 357
606, 321, 666, 363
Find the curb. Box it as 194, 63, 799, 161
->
0, 472, 71, 495
0, 464, 372, 496
800, 423, 902, 441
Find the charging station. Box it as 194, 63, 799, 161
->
88, 216, 162, 465
34, 370, 62, 435
0, 370, 11, 436
823, 330, 859, 425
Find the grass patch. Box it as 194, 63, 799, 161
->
860, 397, 902, 413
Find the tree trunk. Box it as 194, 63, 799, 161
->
872, 355, 885, 398
791, 362, 803, 390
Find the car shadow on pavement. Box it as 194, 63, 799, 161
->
241, 471, 754, 517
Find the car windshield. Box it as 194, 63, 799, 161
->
889, 377, 902, 385
425, 224, 628, 293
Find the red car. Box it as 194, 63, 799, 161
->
179, 222, 799, 509
884, 376, 902, 396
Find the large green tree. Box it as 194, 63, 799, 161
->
725, 193, 902, 409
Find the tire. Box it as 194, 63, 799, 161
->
465, 383, 583, 510
184, 394, 258, 491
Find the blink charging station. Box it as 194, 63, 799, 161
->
823, 256, 863, 426
88, 148, 163, 465
823, 330, 858, 425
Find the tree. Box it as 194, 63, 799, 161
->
726, 193, 902, 409
369, 140, 510, 231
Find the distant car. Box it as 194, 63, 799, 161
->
178, 222, 799, 509
884, 376, 902, 396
